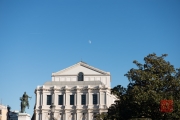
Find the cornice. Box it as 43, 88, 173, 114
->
36, 87, 109, 92
79, 63, 109, 75
51, 74, 110, 77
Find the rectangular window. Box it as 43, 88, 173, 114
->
0, 110, 1, 115
93, 94, 97, 105
70, 95, 74, 105
47, 95, 52, 105
58, 95, 63, 105
81, 95, 86, 105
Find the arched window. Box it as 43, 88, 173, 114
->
78, 72, 84, 81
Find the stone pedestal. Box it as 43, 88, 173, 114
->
18, 113, 31, 120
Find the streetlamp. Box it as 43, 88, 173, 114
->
50, 103, 56, 120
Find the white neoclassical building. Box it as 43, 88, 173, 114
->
34, 62, 117, 120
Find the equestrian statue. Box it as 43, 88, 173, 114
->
20, 92, 31, 113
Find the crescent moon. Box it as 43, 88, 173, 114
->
89, 40, 91, 44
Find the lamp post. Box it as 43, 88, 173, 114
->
50, 103, 56, 120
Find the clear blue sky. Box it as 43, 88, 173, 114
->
0, 0, 180, 116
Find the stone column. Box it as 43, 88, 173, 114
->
53, 87, 57, 105
51, 86, 55, 104
61, 113, 64, 120
42, 86, 46, 106
76, 112, 80, 120
42, 91, 45, 106
40, 92, 42, 106
106, 93, 109, 107
63, 92, 66, 105
105, 92, 107, 105
76, 86, 80, 107
35, 111, 39, 120
65, 86, 68, 106
64, 112, 68, 120
65, 92, 68, 106
41, 112, 45, 120
52, 92, 54, 104
86, 92, 89, 105
77, 92, 80, 106
87, 86, 91, 105
74, 113, 76, 120
89, 92, 91, 105
36, 90, 40, 107
99, 91, 102, 108
62, 113, 65, 120
97, 93, 99, 105
87, 112, 91, 120
74, 93, 77, 106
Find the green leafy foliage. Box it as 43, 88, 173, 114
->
95, 113, 108, 120
106, 53, 180, 120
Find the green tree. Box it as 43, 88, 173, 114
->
107, 53, 180, 120
95, 113, 108, 120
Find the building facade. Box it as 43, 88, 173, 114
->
0, 104, 7, 120
34, 62, 116, 120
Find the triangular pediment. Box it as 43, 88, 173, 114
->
52, 61, 110, 76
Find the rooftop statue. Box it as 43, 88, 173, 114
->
20, 92, 31, 113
